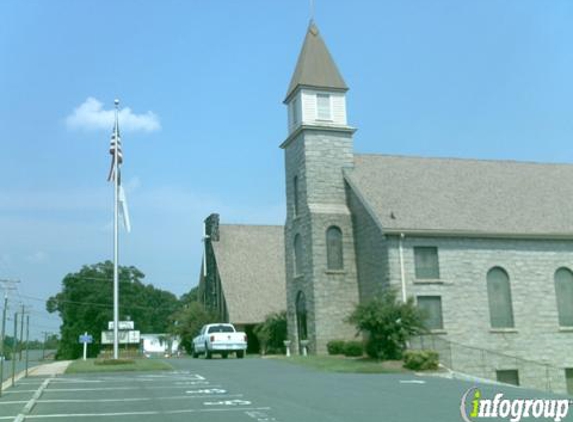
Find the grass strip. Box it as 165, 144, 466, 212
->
66, 358, 173, 374
269, 355, 410, 374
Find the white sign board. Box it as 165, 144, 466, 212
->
108, 321, 135, 330
101, 330, 140, 345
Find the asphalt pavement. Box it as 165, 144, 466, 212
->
0, 356, 571, 421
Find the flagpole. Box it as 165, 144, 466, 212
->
113, 99, 120, 360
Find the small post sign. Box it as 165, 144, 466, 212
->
79, 332, 93, 361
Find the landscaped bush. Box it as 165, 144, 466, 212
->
254, 311, 287, 355
403, 350, 439, 371
343, 341, 364, 357
327, 340, 346, 355
347, 289, 427, 360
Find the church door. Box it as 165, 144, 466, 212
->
296, 291, 308, 352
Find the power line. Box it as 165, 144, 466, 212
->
18, 293, 186, 313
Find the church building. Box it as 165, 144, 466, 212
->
201, 22, 573, 394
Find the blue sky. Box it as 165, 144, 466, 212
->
1, 0, 572, 339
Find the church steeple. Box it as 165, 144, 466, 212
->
285, 21, 348, 102
282, 21, 359, 355
284, 22, 351, 136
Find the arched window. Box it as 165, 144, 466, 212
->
294, 234, 302, 276
326, 226, 343, 270
555, 268, 573, 327
296, 291, 308, 342
293, 176, 299, 216
487, 267, 515, 328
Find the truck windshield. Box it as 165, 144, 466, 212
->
207, 325, 235, 333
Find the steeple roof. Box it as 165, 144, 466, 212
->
285, 21, 348, 102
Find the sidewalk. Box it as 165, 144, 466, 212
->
1, 360, 72, 392
28, 360, 72, 376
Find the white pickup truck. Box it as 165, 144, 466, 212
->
192, 323, 247, 359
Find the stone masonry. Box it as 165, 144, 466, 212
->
386, 235, 573, 393
284, 129, 360, 355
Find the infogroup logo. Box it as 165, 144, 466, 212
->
460, 388, 571, 422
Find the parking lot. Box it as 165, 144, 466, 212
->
0, 357, 571, 421
0, 369, 276, 421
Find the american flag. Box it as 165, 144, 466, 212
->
107, 121, 122, 182
107, 106, 131, 232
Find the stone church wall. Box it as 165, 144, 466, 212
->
346, 184, 390, 301
387, 235, 573, 393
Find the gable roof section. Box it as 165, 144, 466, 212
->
285, 22, 348, 102
211, 224, 286, 324
344, 154, 573, 237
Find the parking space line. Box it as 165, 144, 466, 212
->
18, 378, 204, 385
20, 374, 206, 384
35, 394, 243, 404
4, 385, 221, 395
12, 377, 51, 422
44, 385, 221, 393
30, 378, 207, 384
23, 407, 272, 419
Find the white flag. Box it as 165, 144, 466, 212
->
119, 185, 131, 233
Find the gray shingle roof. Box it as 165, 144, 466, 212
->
211, 224, 286, 324
285, 22, 348, 102
345, 154, 573, 236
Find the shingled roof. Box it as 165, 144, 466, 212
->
344, 154, 573, 237
285, 21, 348, 102
211, 224, 286, 324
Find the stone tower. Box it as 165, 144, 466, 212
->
282, 22, 360, 354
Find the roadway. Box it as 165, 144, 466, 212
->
0, 356, 571, 421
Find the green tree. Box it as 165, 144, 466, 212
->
47, 261, 179, 359
22, 334, 59, 351
44, 334, 60, 350
179, 286, 199, 305
254, 311, 287, 355
347, 289, 427, 360
1, 335, 14, 360
170, 301, 216, 354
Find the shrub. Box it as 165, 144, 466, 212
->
327, 340, 346, 355
254, 311, 287, 355
343, 341, 364, 357
347, 289, 427, 360
403, 350, 439, 371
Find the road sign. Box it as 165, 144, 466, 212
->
108, 321, 134, 330
101, 330, 140, 345
78, 334, 93, 344
79, 332, 92, 361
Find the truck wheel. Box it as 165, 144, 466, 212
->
205, 343, 212, 359
236, 351, 244, 359
222, 352, 228, 359
192, 350, 199, 358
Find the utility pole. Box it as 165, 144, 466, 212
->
18, 304, 28, 361
41, 331, 49, 360
0, 279, 19, 397
19, 305, 24, 361
11, 312, 17, 386
25, 315, 29, 377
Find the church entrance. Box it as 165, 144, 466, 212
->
296, 291, 308, 353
